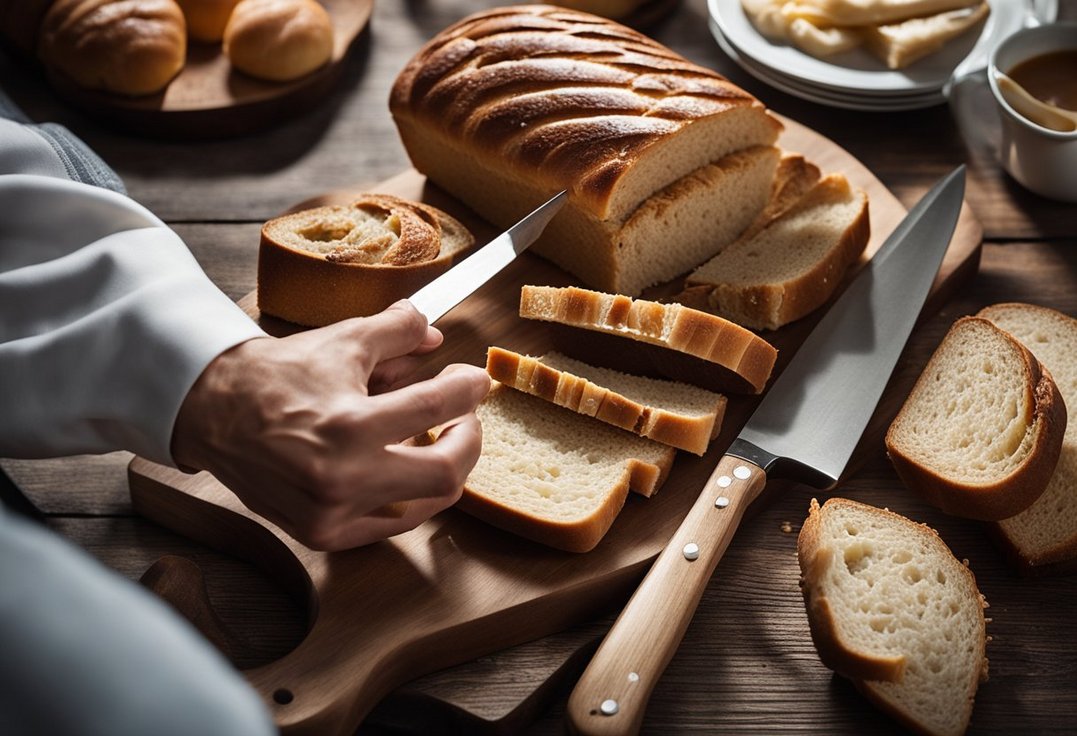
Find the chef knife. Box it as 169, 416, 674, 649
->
566, 166, 967, 735
407, 190, 568, 324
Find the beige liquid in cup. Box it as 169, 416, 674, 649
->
1007, 49, 1077, 112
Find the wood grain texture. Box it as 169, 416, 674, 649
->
127, 116, 981, 735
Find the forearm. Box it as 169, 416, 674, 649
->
0, 174, 265, 465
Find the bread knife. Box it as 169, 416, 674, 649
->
566, 167, 967, 736
407, 190, 567, 324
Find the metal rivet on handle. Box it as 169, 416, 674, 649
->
628, 672, 640, 683
600, 699, 619, 716
734, 465, 752, 480
683, 543, 700, 561
715, 496, 730, 509
717, 475, 732, 488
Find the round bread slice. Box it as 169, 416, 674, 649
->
885, 316, 1066, 521
257, 193, 473, 327
798, 498, 989, 736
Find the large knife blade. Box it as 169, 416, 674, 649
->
408, 190, 567, 324
566, 166, 966, 736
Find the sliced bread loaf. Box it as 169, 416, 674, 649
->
885, 316, 1066, 521
683, 173, 870, 331
518, 285, 778, 394
978, 303, 1077, 573
486, 347, 726, 455
458, 383, 676, 553
798, 498, 989, 736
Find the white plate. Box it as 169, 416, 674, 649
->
708, 0, 1057, 97
711, 20, 949, 110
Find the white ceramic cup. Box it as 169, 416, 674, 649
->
987, 22, 1077, 203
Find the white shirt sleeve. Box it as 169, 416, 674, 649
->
0, 174, 267, 466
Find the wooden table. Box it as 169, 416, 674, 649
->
2, 2, 1075, 734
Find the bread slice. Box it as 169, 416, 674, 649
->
978, 303, 1077, 574
798, 498, 989, 736
886, 316, 1067, 521
781, 0, 982, 27
458, 383, 676, 553
257, 194, 473, 326
486, 347, 726, 455
684, 173, 870, 331
518, 285, 778, 394
861, 2, 990, 70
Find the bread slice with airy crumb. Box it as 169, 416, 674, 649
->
457, 383, 676, 553
486, 347, 726, 455
518, 285, 777, 395
886, 316, 1067, 521
798, 497, 989, 736
978, 303, 1077, 574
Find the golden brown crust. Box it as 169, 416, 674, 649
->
485, 346, 725, 455
223, 0, 333, 82
886, 317, 1067, 521
38, 0, 187, 96
389, 4, 780, 223
256, 195, 474, 327
519, 285, 777, 394
175, 0, 242, 42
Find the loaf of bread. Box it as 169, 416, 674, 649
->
978, 303, 1077, 574
389, 5, 784, 296
224, 0, 333, 82
175, 0, 243, 42
682, 173, 869, 331
38, 0, 187, 96
486, 347, 726, 455
519, 285, 778, 394
546, 0, 653, 19
798, 498, 989, 736
257, 194, 474, 326
459, 383, 676, 552
885, 316, 1066, 521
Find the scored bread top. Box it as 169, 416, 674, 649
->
885, 316, 1067, 521
389, 4, 782, 223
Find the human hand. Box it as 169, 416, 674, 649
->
171, 301, 490, 550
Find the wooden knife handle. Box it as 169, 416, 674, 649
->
566, 453, 768, 736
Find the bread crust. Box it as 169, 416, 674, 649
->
485, 347, 726, 456
519, 285, 778, 394
886, 316, 1067, 521
257, 195, 473, 326
38, 0, 187, 96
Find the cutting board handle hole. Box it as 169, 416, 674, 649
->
273, 688, 295, 705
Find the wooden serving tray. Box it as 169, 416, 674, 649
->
2, 0, 372, 138
128, 116, 982, 735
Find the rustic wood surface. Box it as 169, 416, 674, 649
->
1, 1, 1075, 734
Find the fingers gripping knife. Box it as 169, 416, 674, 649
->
566, 167, 967, 735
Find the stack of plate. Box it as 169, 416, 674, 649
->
707, 0, 1057, 111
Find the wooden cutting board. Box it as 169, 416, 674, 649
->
128, 116, 982, 735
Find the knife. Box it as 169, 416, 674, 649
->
407, 190, 568, 324
566, 166, 967, 736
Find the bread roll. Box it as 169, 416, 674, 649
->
224, 0, 333, 82
390, 5, 783, 295
257, 194, 474, 327
38, 0, 187, 96
175, 0, 242, 42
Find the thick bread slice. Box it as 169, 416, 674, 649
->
257, 194, 473, 326
459, 383, 676, 552
390, 4, 783, 295
886, 317, 1067, 521
798, 498, 989, 736
486, 347, 727, 455
978, 303, 1077, 574
684, 173, 870, 331
519, 285, 778, 394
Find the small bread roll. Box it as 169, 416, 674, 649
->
224, 0, 333, 82
175, 0, 243, 42
38, 0, 187, 96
